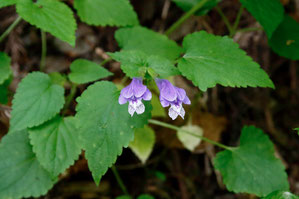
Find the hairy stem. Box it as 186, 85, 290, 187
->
148, 119, 232, 150
111, 165, 129, 195
215, 6, 233, 35
0, 16, 22, 43
231, 5, 244, 37
164, 0, 210, 36
40, 30, 47, 71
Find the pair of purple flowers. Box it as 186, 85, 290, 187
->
119, 78, 190, 120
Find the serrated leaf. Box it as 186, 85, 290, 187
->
269, 15, 299, 60
109, 50, 180, 78
68, 59, 113, 84
0, 52, 12, 85
178, 31, 274, 91
0, 130, 57, 199
214, 126, 289, 196
115, 26, 183, 60
49, 72, 67, 86
240, 0, 284, 37
16, 0, 76, 46
177, 125, 203, 151
172, 0, 220, 16
74, 0, 138, 27
29, 116, 81, 176
263, 191, 299, 199
75, 81, 146, 184
10, 72, 65, 131
0, 0, 17, 8
129, 125, 155, 163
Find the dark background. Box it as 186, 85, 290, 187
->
0, 0, 298, 198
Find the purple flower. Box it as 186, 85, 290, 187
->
155, 79, 191, 120
119, 78, 152, 116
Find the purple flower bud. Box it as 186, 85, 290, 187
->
155, 79, 191, 120
119, 78, 152, 117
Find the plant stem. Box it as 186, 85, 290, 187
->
111, 165, 129, 195
236, 27, 263, 33
0, 16, 22, 43
101, 57, 112, 65
40, 30, 47, 71
148, 119, 232, 150
62, 83, 77, 115
231, 5, 244, 37
164, 0, 209, 36
215, 6, 233, 35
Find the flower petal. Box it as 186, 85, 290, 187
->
176, 87, 186, 101
132, 78, 147, 98
121, 84, 134, 98
160, 97, 170, 107
142, 89, 152, 101
183, 96, 191, 105
118, 94, 128, 104
158, 79, 177, 102
169, 107, 179, 120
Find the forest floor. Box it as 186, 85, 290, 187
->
0, 0, 298, 198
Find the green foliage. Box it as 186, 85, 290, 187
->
263, 191, 299, 199
76, 81, 148, 184
29, 116, 81, 176
10, 72, 65, 131
0, 79, 10, 104
269, 15, 299, 60
178, 31, 274, 91
0, 130, 57, 199
0, 52, 12, 85
74, 0, 138, 26
239, 0, 284, 37
68, 59, 113, 84
295, 128, 299, 135
151, 94, 166, 117
0, 0, 17, 8
109, 51, 179, 78
177, 124, 203, 151
49, 72, 67, 87
172, 0, 220, 16
116, 195, 132, 199
16, 0, 76, 46
115, 26, 183, 60
130, 101, 152, 128
214, 126, 289, 197
137, 194, 155, 199
129, 125, 155, 163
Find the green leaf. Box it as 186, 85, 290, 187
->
295, 128, 299, 136
137, 194, 155, 199
116, 195, 132, 199
263, 191, 299, 199
172, 0, 220, 16
16, 0, 76, 46
177, 125, 203, 151
214, 126, 289, 197
129, 125, 155, 163
109, 50, 180, 78
130, 101, 152, 128
10, 72, 65, 131
75, 81, 144, 184
0, 79, 11, 104
269, 15, 299, 60
178, 31, 274, 91
68, 59, 113, 84
0, 52, 12, 85
239, 0, 284, 37
0, 130, 57, 198
0, 0, 17, 8
115, 26, 183, 60
29, 116, 82, 176
49, 72, 67, 87
74, 0, 138, 27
